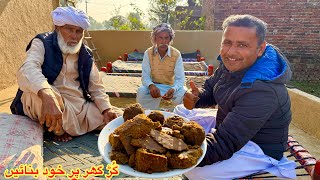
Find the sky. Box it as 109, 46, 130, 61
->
76, 0, 188, 23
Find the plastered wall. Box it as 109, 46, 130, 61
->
0, 0, 58, 90
88, 30, 223, 68
289, 89, 320, 139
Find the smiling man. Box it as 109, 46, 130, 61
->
183, 15, 296, 179
11, 6, 122, 142
136, 23, 187, 109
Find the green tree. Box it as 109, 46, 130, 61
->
148, 0, 181, 24
109, 15, 128, 30
127, 12, 146, 30
188, 0, 202, 6
102, 20, 113, 30
126, 3, 147, 30
176, 9, 205, 30
88, 16, 104, 30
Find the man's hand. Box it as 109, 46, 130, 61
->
149, 84, 161, 98
102, 108, 119, 124
38, 89, 63, 133
183, 80, 200, 110
162, 88, 175, 100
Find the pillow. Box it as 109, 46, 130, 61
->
181, 51, 199, 59
128, 51, 144, 61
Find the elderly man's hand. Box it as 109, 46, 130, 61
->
38, 89, 63, 133
162, 88, 175, 100
183, 80, 200, 110
102, 108, 119, 124
149, 84, 161, 98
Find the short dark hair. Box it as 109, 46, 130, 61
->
222, 14, 267, 45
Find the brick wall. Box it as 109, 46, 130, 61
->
214, 0, 320, 81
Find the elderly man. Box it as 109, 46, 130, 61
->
10, 6, 122, 142
136, 23, 187, 109
183, 15, 296, 179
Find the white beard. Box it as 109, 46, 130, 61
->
57, 31, 83, 54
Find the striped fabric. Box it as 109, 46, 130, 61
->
182, 58, 197, 62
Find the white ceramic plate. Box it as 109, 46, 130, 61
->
97, 110, 207, 178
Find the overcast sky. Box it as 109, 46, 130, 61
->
77, 0, 188, 23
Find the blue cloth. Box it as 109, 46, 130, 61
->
141, 46, 185, 92
241, 44, 288, 88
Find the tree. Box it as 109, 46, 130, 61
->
88, 16, 104, 30
127, 12, 146, 30
109, 15, 128, 30
148, 0, 180, 24
201, 0, 214, 30
188, 0, 202, 6
126, 3, 147, 30
174, 1, 204, 30
102, 20, 113, 30
188, 0, 196, 6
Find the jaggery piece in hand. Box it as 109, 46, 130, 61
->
135, 148, 168, 173
150, 129, 188, 151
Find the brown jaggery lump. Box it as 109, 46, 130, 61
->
109, 133, 125, 151
160, 127, 174, 135
118, 114, 161, 139
160, 127, 184, 140
123, 103, 145, 121
172, 130, 185, 140
118, 129, 136, 151
119, 135, 136, 155
150, 129, 188, 151
110, 150, 129, 164
117, 114, 161, 155
147, 110, 165, 125
135, 148, 168, 173
128, 154, 135, 167
108, 109, 205, 173
131, 135, 166, 153
163, 115, 185, 128
168, 147, 203, 169
180, 121, 205, 146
